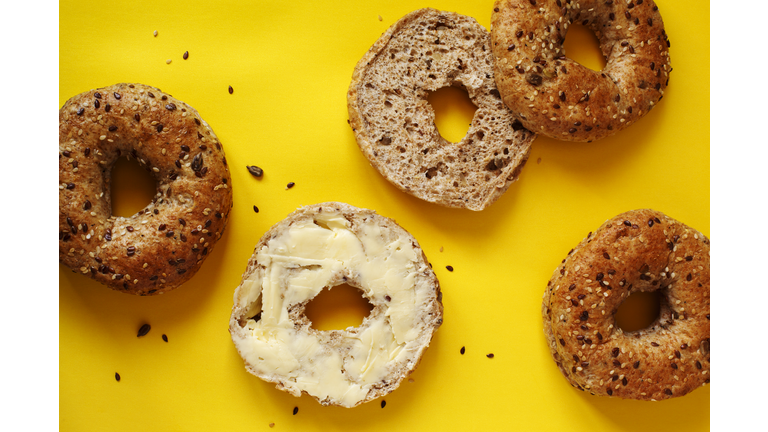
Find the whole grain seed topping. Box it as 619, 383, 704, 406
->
228, 85, 234, 94
486, 353, 494, 358
292, 407, 298, 415
446, 265, 454, 272
247, 165, 263, 177
183, 51, 189, 60
137, 324, 151, 337
115, 372, 120, 382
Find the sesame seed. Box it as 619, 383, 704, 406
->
183, 51, 189, 60
228, 85, 234, 94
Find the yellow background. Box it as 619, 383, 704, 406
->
59, 0, 709, 430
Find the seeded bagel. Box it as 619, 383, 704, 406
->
542, 209, 709, 400
491, 0, 671, 142
59, 83, 233, 295
348, 8, 535, 211
230, 202, 443, 407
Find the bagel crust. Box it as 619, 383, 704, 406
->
59, 83, 233, 295
348, 8, 535, 211
229, 202, 443, 407
491, 0, 671, 142
542, 209, 709, 400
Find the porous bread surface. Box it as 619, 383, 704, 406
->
59, 83, 233, 295
348, 8, 535, 211
542, 209, 709, 400
491, 0, 671, 142
229, 202, 443, 407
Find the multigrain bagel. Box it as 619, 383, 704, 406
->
542, 209, 709, 400
490, 0, 671, 142
229, 202, 443, 407
348, 8, 535, 211
59, 83, 233, 295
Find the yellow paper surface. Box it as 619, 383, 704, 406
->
60, 0, 709, 430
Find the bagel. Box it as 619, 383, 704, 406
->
59, 83, 233, 295
347, 8, 535, 211
229, 202, 443, 407
542, 209, 709, 400
490, 0, 671, 142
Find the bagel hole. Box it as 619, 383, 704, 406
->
562, 24, 607, 72
614, 291, 663, 332
110, 156, 157, 217
304, 283, 373, 331
427, 85, 477, 143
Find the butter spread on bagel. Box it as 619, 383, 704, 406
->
230, 203, 442, 407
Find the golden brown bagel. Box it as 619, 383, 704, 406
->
59, 83, 233, 295
491, 0, 671, 142
542, 209, 709, 400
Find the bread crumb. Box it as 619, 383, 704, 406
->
439, 246, 444, 252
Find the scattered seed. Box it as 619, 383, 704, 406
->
228, 85, 234, 94
246, 165, 263, 177
286, 182, 295, 189
137, 323, 151, 337
153, 30, 158, 37
115, 372, 121, 382
381, 400, 386, 408
269, 424, 275, 429
162, 334, 168, 342
292, 407, 298, 415
253, 205, 259, 213
183, 51, 189, 60
460, 346, 465, 355
486, 353, 494, 358
446, 265, 454, 272
166, 59, 172, 64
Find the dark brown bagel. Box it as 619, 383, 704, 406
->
542, 209, 709, 400
491, 0, 671, 142
59, 83, 233, 295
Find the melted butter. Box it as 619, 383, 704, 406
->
232, 210, 425, 407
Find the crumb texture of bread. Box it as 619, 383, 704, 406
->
229, 202, 443, 407
491, 0, 671, 142
542, 209, 709, 400
59, 83, 233, 295
348, 8, 535, 211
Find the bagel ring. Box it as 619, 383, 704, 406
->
542, 209, 709, 400
229, 202, 443, 407
348, 8, 535, 211
491, 0, 671, 142
59, 83, 233, 295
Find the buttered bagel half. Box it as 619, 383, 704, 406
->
229, 202, 443, 407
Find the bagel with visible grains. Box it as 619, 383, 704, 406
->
229, 202, 443, 407
542, 209, 709, 400
59, 83, 233, 295
348, 8, 535, 211
491, 0, 671, 142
